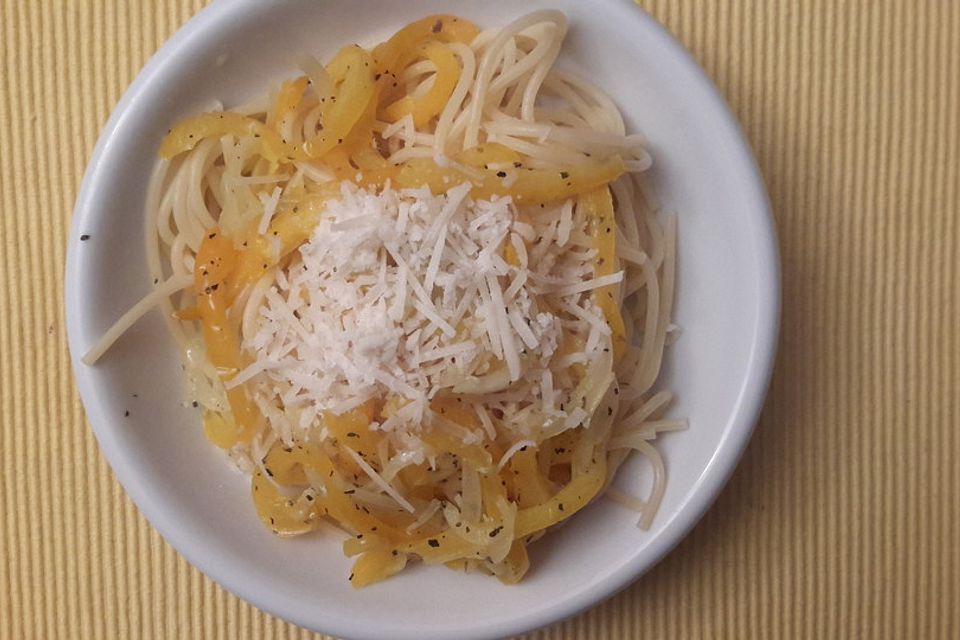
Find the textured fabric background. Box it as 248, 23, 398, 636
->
1, 1, 958, 638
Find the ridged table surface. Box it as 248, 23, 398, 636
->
1, 1, 958, 638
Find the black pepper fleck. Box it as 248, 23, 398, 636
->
80, 234, 91, 241
427, 539, 440, 548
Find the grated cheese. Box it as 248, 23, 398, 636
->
344, 446, 416, 513
241, 180, 617, 451
497, 440, 537, 471
256, 186, 282, 235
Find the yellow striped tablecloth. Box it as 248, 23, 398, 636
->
1, 1, 958, 638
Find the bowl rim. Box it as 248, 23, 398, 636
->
65, 0, 780, 638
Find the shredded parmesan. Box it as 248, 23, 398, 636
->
497, 440, 537, 470
241, 181, 616, 452
344, 446, 416, 513
256, 186, 282, 235
554, 271, 624, 296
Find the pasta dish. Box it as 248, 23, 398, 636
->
85, 11, 682, 586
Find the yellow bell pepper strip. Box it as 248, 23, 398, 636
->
372, 15, 479, 78
503, 242, 521, 268
348, 146, 401, 188
349, 548, 408, 588
343, 535, 378, 557
580, 187, 627, 362
321, 147, 360, 180
319, 92, 399, 187
266, 75, 309, 135
443, 558, 476, 573
506, 448, 552, 508
323, 400, 382, 477
251, 468, 320, 536
252, 440, 425, 585
456, 143, 523, 167
514, 447, 607, 538
424, 396, 496, 469
299, 443, 412, 543
343, 517, 425, 558
543, 430, 578, 469
479, 470, 509, 519
225, 191, 332, 302
194, 230, 261, 447
172, 305, 201, 321
201, 411, 240, 451
384, 41, 461, 126
419, 430, 493, 471
429, 395, 482, 430
458, 143, 532, 269
160, 111, 291, 163
399, 468, 464, 504
494, 540, 530, 584
320, 70, 381, 167
398, 530, 486, 564
261, 442, 308, 485
253, 445, 410, 562
394, 155, 626, 205
554, 332, 588, 380
302, 45, 377, 160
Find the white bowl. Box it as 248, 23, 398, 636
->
66, 1, 779, 638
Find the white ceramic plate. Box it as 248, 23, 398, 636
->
66, 1, 779, 638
